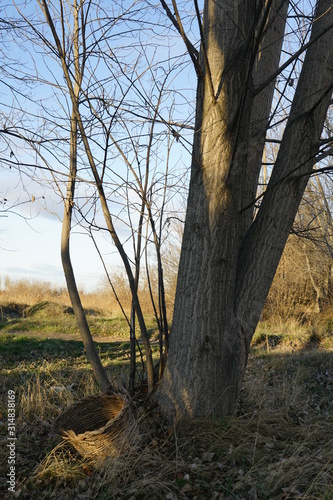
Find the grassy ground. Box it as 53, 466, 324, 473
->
1, 303, 333, 499
0, 301, 158, 339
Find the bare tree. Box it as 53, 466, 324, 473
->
3, 0, 333, 425
298, 175, 333, 313
59, 0, 112, 392
1, 0, 187, 394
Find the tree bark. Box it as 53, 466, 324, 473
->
156, 0, 333, 421
60, 0, 111, 394
61, 111, 112, 394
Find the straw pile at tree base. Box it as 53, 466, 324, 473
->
54, 393, 141, 460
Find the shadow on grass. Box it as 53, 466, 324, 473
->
1, 333, 333, 499
0, 334, 132, 366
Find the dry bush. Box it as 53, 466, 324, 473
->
0, 277, 71, 308
265, 180, 333, 324
264, 234, 333, 323
265, 236, 314, 320
84, 273, 159, 316
0, 275, 161, 317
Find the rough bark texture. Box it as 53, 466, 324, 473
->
156, 0, 333, 420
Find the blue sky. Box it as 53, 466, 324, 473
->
0, 0, 322, 293
0, 194, 123, 291
0, 0, 193, 292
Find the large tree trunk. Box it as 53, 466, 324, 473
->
156, 0, 333, 421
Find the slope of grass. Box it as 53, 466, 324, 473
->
0, 301, 158, 339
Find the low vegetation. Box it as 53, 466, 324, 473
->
0, 276, 174, 318
0, 302, 157, 340
0, 278, 159, 340
1, 285, 333, 499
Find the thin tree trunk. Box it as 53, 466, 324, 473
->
61, 112, 111, 393
60, 1, 111, 394
40, 0, 155, 394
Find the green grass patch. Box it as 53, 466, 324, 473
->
0, 334, 156, 370
0, 301, 158, 339
0, 334, 84, 360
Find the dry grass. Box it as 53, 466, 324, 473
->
1, 317, 333, 499
0, 276, 171, 317
1, 282, 333, 498
0, 278, 71, 309
0, 279, 160, 339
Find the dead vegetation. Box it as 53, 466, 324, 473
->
1, 280, 333, 498
1, 315, 333, 499
0, 277, 158, 317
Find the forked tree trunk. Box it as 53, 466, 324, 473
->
156, 0, 333, 420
